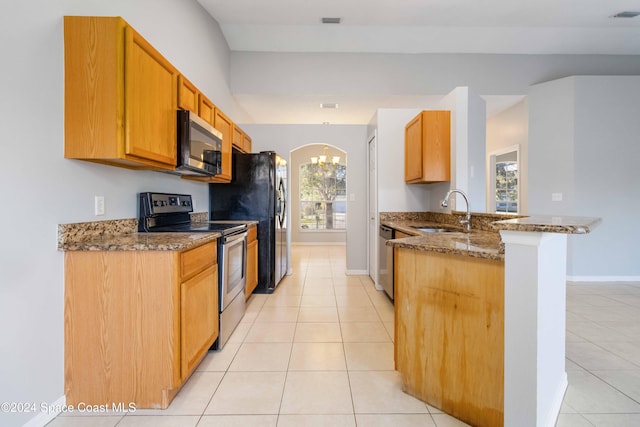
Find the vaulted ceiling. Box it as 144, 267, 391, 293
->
197, 0, 640, 123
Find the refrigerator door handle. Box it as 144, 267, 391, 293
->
276, 177, 285, 227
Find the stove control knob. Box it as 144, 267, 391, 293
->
153, 200, 160, 207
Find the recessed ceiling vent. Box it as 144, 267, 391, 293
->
612, 11, 640, 18
320, 103, 339, 109
321, 17, 342, 24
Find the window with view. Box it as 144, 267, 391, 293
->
496, 160, 518, 213
299, 161, 346, 231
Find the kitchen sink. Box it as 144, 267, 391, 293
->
411, 226, 460, 233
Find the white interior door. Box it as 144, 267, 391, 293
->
368, 132, 380, 289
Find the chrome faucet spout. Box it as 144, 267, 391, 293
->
441, 189, 471, 232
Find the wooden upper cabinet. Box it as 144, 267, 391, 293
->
243, 133, 252, 153
233, 124, 253, 153
233, 126, 244, 152
64, 16, 178, 170
405, 110, 451, 184
178, 75, 199, 113
198, 94, 215, 126
211, 109, 233, 182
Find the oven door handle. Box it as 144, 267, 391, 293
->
223, 231, 248, 245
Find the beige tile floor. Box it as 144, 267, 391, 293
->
48, 245, 640, 427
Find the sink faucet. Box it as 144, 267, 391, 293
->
441, 189, 471, 232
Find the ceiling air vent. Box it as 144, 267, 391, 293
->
321, 17, 342, 24
320, 103, 339, 109
612, 11, 640, 18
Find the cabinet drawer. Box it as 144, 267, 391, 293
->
181, 241, 217, 280
247, 224, 257, 242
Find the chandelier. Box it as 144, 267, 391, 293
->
311, 145, 340, 166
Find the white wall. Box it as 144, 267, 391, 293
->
230, 52, 640, 99
486, 99, 529, 214
529, 76, 640, 278
241, 124, 368, 272
290, 144, 347, 244
374, 109, 429, 212
0, 1, 236, 426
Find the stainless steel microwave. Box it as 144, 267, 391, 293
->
175, 110, 222, 176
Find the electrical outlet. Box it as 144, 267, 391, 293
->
551, 193, 563, 202
95, 196, 105, 216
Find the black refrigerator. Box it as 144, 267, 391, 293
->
209, 151, 288, 294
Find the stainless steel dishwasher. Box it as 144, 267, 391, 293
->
378, 225, 395, 301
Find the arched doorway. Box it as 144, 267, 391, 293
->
290, 144, 347, 244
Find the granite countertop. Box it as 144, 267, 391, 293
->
57, 216, 225, 252
492, 215, 601, 234
60, 231, 221, 251
381, 213, 601, 262
382, 219, 504, 261
58, 215, 264, 252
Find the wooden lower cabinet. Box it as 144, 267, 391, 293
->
394, 248, 504, 427
180, 264, 218, 378
245, 224, 259, 298
64, 241, 218, 409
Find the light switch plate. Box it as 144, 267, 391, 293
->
551, 193, 563, 202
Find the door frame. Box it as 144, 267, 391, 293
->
367, 131, 381, 289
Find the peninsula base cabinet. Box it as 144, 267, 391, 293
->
64, 241, 218, 409
394, 248, 505, 427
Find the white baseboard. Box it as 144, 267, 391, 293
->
23, 395, 65, 427
567, 275, 640, 283
345, 269, 368, 275
291, 242, 346, 246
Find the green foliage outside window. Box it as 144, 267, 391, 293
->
299, 163, 347, 230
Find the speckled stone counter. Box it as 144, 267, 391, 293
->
58, 213, 220, 251
492, 215, 601, 234
381, 212, 601, 261
60, 231, 220, 251
381, 212, 511, 261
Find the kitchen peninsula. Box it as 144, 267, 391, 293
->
384, 212, 601, 427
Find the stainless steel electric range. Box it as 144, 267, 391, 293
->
138, 192, 247, 350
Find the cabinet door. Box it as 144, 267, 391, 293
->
199, 95, 215, 126
243, 133, 252, 153
213, 109, 233, 182
422, 111, 450, 182
245, 239, 258, 299
233, 126, 244, 152
124, 26, 177, 166
404, 114, 423, 182
178, 75, 199, 113
181, 265, 218, 379
405, 111, 450, 183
